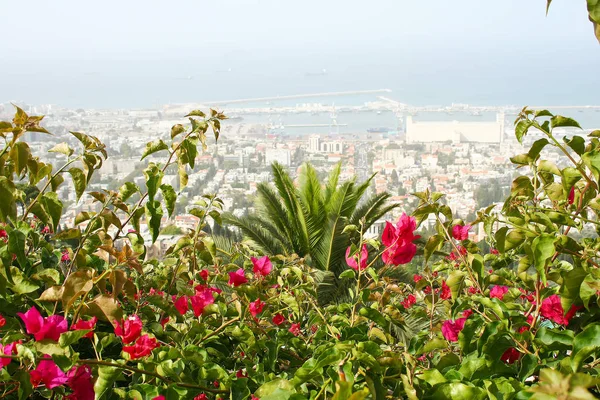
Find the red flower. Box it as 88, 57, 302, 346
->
518, 314, 534, 333
123, 334, 159, 359
194, 395, 208, 400
0, 314, 5, 327
66, 365, 94, 400
540, 294, 580, 326
228, 268, 248, 287
199, 269, 209, 281
17, 307, 68, 342
249, 299, 265, 317
413, 274, 423, 283
519, 288, 535, 303
173, 295, 189, 315
345, 245, 368, 271
440, 281, 452, 300
252, 255, 273, 277
424, 286, 432, 294
381, 213, 420, 265
490, 248, 499, 255
190, 288, 215, 317
490, 285, 509, 300
114, 315, 143, 344
251, 396, 260, 400
160, 317, 169, 327
0, 342, 17, 368
272, 314, 285, 326
401, 294, 416, 309
41, 225, 52, 234
441, 318, 466, 342
61, 250, 70, 262
30, 358, 69, 389
500, 347, 522, 364
289, 323, 301, 336
568, 186, 575, 205
71, 317, 97, 339
213, 380, 219, 388
468, 287, 479, 295
452, 224, 471, 241
236, 369, 248, 378
462, 309, 473, 318
0, 229, 6, 239
153, 396, 166, 400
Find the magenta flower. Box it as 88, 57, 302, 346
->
441, 318, 466, 342
345, 244, 368, 271
71, 317, 97, 339
540, 294, 581, 326
489, 285, 509, 300
272, 313, 285, 326
252, 256, 273, 277
228, 268, 248, 287
289, 323, 301, 336
114, 315, 143, 344
249, 299, 265, 317
67, 365, 95, 400
0, 342, 17, 368
568, 186, 575, 204
452, 224, 471, 241
17, 307, 68, 342
61, 250, 70, 262
123, 334, 159, 359
190, 288, 215, 317
381, 213, 420, 265
440, 281, 452, 300
500, 347, 522, 364
30, 358, 69, 389
173, 295, 189, 315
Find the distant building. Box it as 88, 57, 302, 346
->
265, 148, 291, 166
307, 134, 343, 154
406, 113, 505, 144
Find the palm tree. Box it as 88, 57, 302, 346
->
223, 162, 399, 281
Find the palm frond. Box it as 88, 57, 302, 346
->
221, 213, 286, 255
323, 162, 341, 205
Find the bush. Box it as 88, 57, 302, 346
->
0, 106, 600, 399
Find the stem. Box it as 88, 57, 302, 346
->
199, 317, 240, 343
314, 378, 332, 400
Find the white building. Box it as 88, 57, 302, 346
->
265, 148, 291, 166
406, 113, 505, 144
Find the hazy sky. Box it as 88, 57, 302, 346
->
1, 0, 598, 107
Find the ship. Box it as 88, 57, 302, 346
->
367, 127, 392, 133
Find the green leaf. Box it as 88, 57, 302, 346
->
8, 230, 27, 269
359, 307, 388, 328
185, 110, 206, 118
94, 364, 122, 398
430, 382, 487, 400
528, 138, 549, 160
145, 200, 164, 243
170, 123, 186, 139
535, 327, 574, 351
180, 138, 197, 168
551, 115, 582, 129
582, 150, 600, 182
68, 167, 86, 200
10, 142, 31, 176
119, 182, 139, 201
339, 269, 356, 279
160, 184, 177, 218
572, 323, 600, 371
42, 192, 63, 232
49, 142, 74, 156
144, 164, 163, 203
531, 234, 556, 285
141, 139, 169, 160
59, 329, 91, 347
424, 234, 444, 263
9, 267, 39, 294
564, 135, 586, 156
0, 177, 16, 222
515, 120, 533, 143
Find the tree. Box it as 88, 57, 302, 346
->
223, 162, 399, 278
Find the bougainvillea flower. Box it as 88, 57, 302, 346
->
518, 314, 535, 333
0, 314, 5, 327
500, 347, 522, 364
252, 256, 273, 277
236, 369, 248, 378
401, 294, 416, 309
71, 317, 97, 339
41, 225, 52, 234
490, 285, 509, 300
441, 318, 466, 342
462, 309, 473, 318
194, 395, 208, 400
249, 299, 265, 317
490, 248, 499, 255
18, 307, 68, 342
199, 269, 209, 281
61, 250, 70, 262
452, 224, 470, 241
173, 295, 189, 315
468, 287, 479, 295
272, 314, 285, 326
123, 334, 159, 359
190, 288, 215, 317
152, 396, 166, 400
413, 274, 423, 283
345, 245, 368, 271
114, 315, 143, 344
540, 294, 581, 326
440, 281, 452, 300
30, 358, 69, 389
568, 186, 575, 204
0, 229, 6, 239
228, 269, 248, 287
67, 365, 94, 400
289, 323, 301, 336
381, 213, 420, 265
0, 342, 17, 368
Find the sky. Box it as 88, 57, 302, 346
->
1, 0, 598, 108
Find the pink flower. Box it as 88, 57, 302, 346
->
440, 281, 452, 300
500, 347, 522, 364
272, 314, 285, 326
441, 318, 466, 342
401, 294, 416, 309
252, 256, 273, 277
0, 342, 17, 368
71, 317, 97, 339
518, 314, 534, 333
30, 358, 69, 389
114, 315, 143, 344
17, 307, 68, 341
251, 396, 260, 400
490, 285, 509, 300
199, 269, 209, 281
413, 274, 423, 283
381, 213, 420, 265
153, 396, 166, 400
66, 365, 94, 400
41, 225, 52, 234
123, 334, 159, 359
452, 224, 470, 241
540, 294, 581, 326
0, 314, 5, 327
345, 245, 368, 271
61, 250, 70, 262
173, 295, 189, 315
468, 287, 479, 295
228, 268, 248, 287
249, 299, 265, 317
194, 395, 208, 400
190, 288, 215, 317
289, 323, 301, 336
462, 309, 473, 318
568, 186, 575, 205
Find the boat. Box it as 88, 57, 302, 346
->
367, 127, 391, 133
